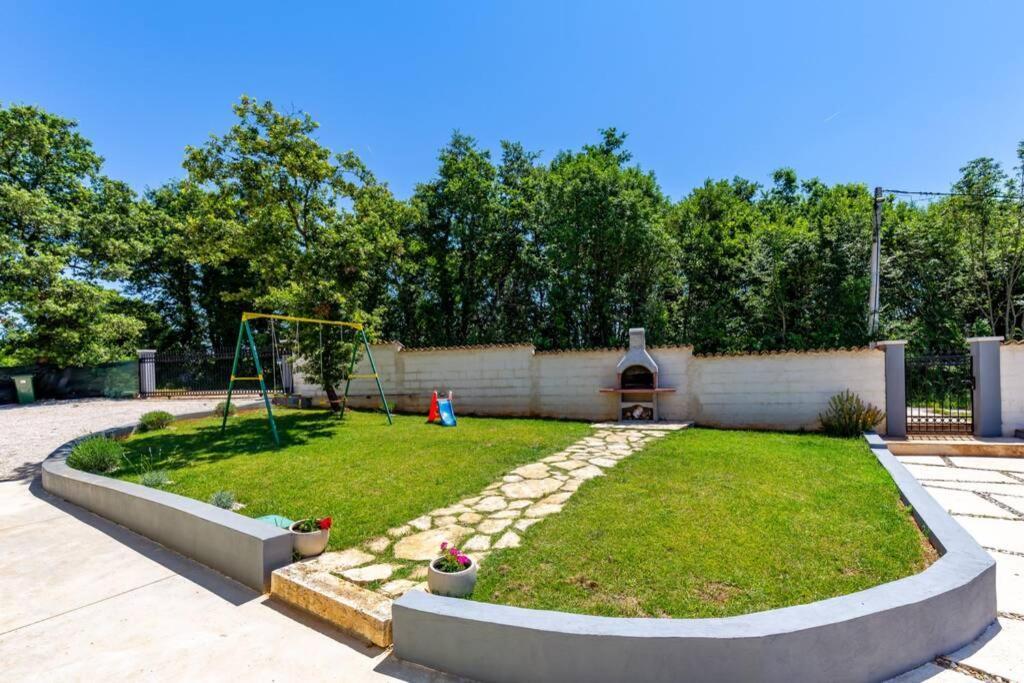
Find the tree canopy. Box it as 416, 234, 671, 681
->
2, 98, 1022, 379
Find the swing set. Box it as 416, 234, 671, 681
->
220, 311, 392, 446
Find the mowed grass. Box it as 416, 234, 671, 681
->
473, 428, 934, 618
115, 408, 590, 551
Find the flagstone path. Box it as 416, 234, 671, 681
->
300, 422, 690, 602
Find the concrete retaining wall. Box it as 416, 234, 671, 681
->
41, 419, 293, 592
391, 433, 995, 683
1001, 343, 1024, 436
296, 342, 884, 430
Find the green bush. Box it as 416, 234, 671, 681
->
67, 436, 124, 473
216, 401, 237, 418
820, 390, 884, 437
138, 410, 174, 432
140, 469, 170, 487
209, 490, 235, 509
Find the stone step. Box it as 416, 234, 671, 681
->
271, 560, 395, 647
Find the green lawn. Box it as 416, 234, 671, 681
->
473, 428, 934, 618
115, 408, 590, 551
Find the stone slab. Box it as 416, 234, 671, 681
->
925, 481, 1024, 498
271, 562, 393, 647
954, 516, 1024, 554
923, 486, 1017, 519
991, 495, 1024, 516
902, 464, 1017, 483
884, 662, 975, 682
341, 563, 395, 584
500, 478, 562, 499
393, 525, 472, 561
895, 455, 948, 466
992, 550, 1024, 615
949, 456, 1024, 473
945, 619, 1024, 682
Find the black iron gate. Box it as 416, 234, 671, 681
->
142, 347, 281, 397
905, 352, 974, 435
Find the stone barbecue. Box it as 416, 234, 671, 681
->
600, 328, 675, 420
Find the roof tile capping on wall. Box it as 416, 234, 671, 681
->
391, 433, 995, 683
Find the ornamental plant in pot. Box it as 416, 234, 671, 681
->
289, 516, 332, 558
427, 541, 477, 598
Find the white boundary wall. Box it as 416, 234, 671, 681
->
1001, 343, 1024, 436
296, 343, 886, 431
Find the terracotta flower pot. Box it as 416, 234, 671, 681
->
289, 522, 330, 558
427, 556, 478, 597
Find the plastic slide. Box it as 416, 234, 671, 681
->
437, 398, 457, 427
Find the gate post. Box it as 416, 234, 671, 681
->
877, 340, 907, 437
967, 336, 1003, 437
137, 349, 156, 397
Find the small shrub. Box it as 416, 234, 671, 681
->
67, 436, 124, 473
140, 469, 170, 487
138, 410, 174, 432
820, 390, 884, 437
216, 401, 237, 418
209, 490, 235, 509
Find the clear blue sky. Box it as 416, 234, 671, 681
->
3, 1, 1023, 200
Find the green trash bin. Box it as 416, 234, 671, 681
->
12, 374, 35, 404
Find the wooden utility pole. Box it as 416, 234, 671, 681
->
868, 186, 883, 339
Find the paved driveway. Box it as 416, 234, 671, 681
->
0, 399, 458, 683
890, 454, 1024, 682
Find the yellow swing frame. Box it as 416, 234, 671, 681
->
220, 312, 393, 446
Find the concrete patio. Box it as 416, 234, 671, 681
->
890, 454, 1024, 682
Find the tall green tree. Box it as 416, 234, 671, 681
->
538, 129, 677, 348
183, 97, 402, 409
0, 104, 150, 365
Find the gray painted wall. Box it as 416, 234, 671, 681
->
41, 422, 293, 592
392, 434, 996, 683
968, 337, 1003, 437
880, 340, 907, 437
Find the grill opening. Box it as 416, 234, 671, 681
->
620, 365, 654, 390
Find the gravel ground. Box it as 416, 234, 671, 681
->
0, 398, 231, 482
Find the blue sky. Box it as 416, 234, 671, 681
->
3, 1, 1023, 200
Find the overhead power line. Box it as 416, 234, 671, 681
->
882, 188, 1023, 202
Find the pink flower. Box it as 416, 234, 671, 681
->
449, 546, 458, 556
458, 554, 470, 566
441, 541, 448, 552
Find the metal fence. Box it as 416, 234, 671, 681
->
905, 352, 974, 435
142, 347, 286, 397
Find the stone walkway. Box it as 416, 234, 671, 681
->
889, 455, 1024, 683
286, 423, 690, 604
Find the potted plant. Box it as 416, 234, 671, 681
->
427, 541, 477, 597
289, 516, 332, 557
